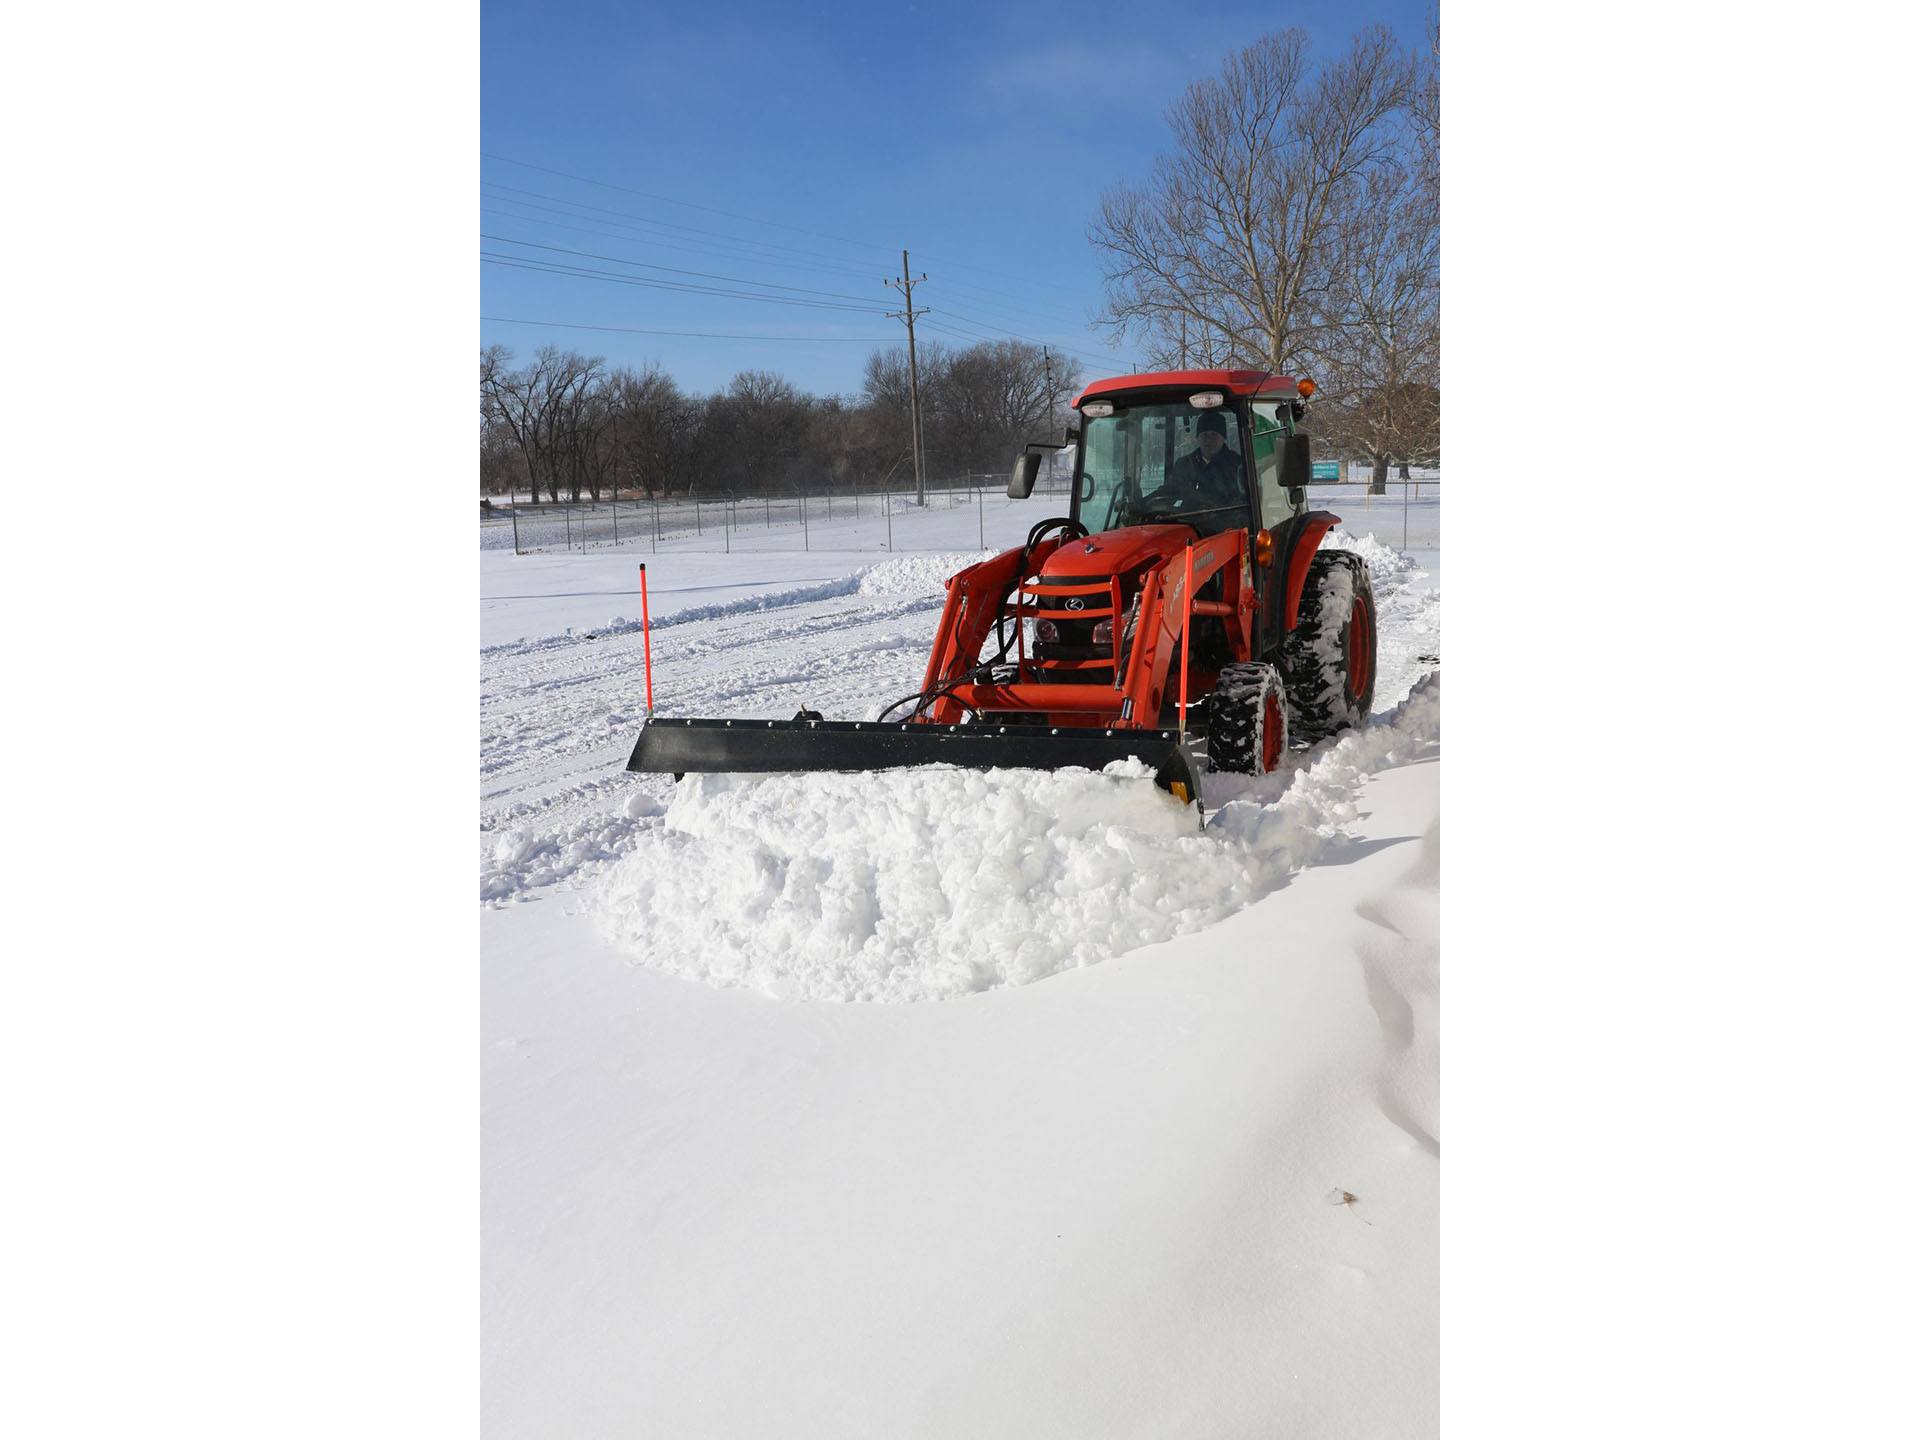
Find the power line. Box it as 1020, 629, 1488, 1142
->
479, 160, 1136, 369
482, 181, 892, 278
480, 171, 1106, 316
484, 152, 889, 256
480, 234, 887, 304
486, 193, 1113, 347
480, 179, 1113, 334
482, 315, 896, 342
478, 204, 888, 286
481, 254, 892, 313
921, 312, 1129, 372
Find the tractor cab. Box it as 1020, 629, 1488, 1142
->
1013, 369, 1315, 541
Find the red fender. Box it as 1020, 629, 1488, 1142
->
1280, 511, 1341, 632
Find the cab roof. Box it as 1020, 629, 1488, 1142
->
1074, 369, 1302, 408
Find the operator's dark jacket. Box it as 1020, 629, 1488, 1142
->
1170, 446, 1244, 508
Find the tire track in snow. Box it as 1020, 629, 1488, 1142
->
480, 542, 1440, 913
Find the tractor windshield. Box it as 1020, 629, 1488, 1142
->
1074, 401, 1250, 538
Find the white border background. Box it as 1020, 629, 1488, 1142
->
5, 1, 1916, 1433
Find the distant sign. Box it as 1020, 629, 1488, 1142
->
1310, 460, 1340, 481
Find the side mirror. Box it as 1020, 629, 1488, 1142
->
1280, 432, 1312, 492
1009, 449, 1044, 499
1010, 437, 1070, 499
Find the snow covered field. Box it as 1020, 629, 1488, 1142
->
480, 491, 1441, 1435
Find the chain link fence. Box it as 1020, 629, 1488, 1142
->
479, 467, 1435, 555
482, 471, 1075, 556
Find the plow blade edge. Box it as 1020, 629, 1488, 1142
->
627, 717, 1205, 806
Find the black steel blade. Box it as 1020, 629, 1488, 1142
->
627, 716, 1204, 806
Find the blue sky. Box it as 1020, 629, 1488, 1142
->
482, 0, 1435, 396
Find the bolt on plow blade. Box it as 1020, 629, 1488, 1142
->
627, 717, 1205, 807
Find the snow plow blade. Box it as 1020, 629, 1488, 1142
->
627, 717, 1205, 806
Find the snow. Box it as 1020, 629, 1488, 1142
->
480, 484, 1441, 1435
484, 762, 1440, 1438
593, 677, 1437, 1003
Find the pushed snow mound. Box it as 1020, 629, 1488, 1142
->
594, 675, 1439, 1003
1325, 527, 1418, 581
855, 550, 991, 597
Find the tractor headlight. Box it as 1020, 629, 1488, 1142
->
1036, 619, 1059, 643
1091, 618, 1112, 644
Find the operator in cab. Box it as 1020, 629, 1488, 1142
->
1168, 410, 1246, 529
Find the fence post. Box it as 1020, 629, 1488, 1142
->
801, 492, 809, 551
612, 499, 618, 547
565, 507, 572, 550
977, 481, 983, 549
1402, 476, 1410, 551
511, 503, 520, 555
765, 496, 771, 529
725, 498, 732, 554
651, 500, 658, 552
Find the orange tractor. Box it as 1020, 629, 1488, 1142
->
626, 370, 1376, 807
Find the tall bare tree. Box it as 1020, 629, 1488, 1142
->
1089, 27, 1417, 373
1315, 159, 1438, 491
1315, 28, 1438, 491
607, 364, 690, 500
936, 340, 1082, 474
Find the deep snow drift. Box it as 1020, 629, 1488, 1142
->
478, 520, 1439, 914
595, 677, 1439, 1002
480, 492, 1440, 1438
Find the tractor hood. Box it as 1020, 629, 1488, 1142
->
1038, 524, 1195, 579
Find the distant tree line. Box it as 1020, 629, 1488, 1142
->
1088, 23, 1440, 489
482, 23, 1438, 504
480, 338, 1081, 503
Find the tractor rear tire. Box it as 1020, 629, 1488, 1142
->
1206, 662, 1287, 775
1281, 550, 1377, 743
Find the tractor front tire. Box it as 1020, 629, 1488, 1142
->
1206, 662, 1288, 776
1281, 550, 1377, 743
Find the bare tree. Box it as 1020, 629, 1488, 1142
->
1315, 161, 1438, 491
1089, 27, 1417, 373
481, 345, 544, 501
1316, 29, 1438, 491
479, 346, 608, 503
936, 340, 1083, 474
863, 344, 948, 462
607, 364, 690, 500
532, 349, 605, 503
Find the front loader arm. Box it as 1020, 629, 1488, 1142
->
918, 538, 1065, 716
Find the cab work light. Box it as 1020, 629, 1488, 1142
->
1189, 391, 1225, 408
1082, 400, 1115, 418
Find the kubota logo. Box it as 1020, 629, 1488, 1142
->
1064, 597, 1085, 611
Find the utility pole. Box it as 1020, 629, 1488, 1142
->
1041, 347, 1057, 493
884, 250, 929, 507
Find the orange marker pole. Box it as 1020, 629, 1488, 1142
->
1178, 542, 1193, 736
639, 563, 655, 715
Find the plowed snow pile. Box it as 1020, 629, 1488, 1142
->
594, 675, 1438, 1001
